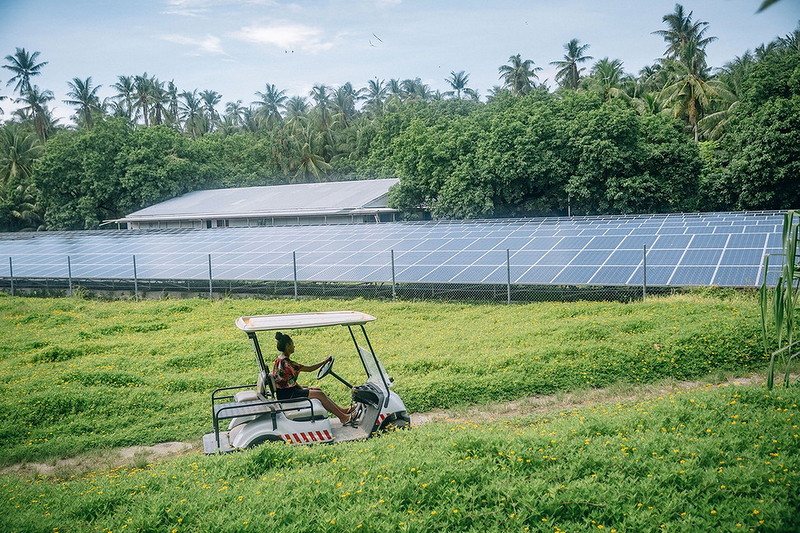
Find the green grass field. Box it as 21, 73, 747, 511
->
1, 291, 797, 532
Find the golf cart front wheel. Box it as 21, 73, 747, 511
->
379, 412, 411, 431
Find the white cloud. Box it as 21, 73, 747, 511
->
162, 0, 279, 17
234, 22, 334, 53
161, 34, 227, 55
162, 0, 208, 17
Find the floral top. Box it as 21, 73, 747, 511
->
272, 354, 300, 389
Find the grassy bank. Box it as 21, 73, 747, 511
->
1, 384, 797, 532
0, 291, 767, 466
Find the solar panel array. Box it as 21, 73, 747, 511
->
0, 211, 786, 287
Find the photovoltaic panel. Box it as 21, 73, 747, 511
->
0, 211, 788, 288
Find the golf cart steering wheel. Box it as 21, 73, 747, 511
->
317, 357, 335, 380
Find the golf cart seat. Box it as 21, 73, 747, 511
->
266, 373, 326, 422
234, 372, 268, 403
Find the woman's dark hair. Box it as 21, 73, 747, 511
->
275, 332, 293, 353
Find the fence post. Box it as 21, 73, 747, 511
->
9, 257, 14, 297
391, 249, 397, 301
506, 249, 512, 304
292, 251, 298, 300
132, 255, 139, 300
67, 255, 73, 297
208, 253, 213, 298
642, 244, 648, 300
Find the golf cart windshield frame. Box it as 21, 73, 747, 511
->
237, 312, 391, 403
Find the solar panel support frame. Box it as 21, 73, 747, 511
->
643, 245, 648, 300
391, 249, 397, 301
208, 253, 213, 298
133, 254, 139, 301
67, 255, 73, 297
292, 251, 298, 300
506, 248, 511, 305
8, 257, 14, 297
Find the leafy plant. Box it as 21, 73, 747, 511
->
761, 210, 800, 388
0, 292, 767, 466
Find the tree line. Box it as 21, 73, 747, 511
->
0, 4, 798, 231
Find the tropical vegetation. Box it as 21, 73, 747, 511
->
1, 291, 798, 532
0, 5, 799, 230
0, 291, 768, 466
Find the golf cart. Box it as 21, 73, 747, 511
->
202, 311, 410, 453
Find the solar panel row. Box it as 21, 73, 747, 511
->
0, 211, 786, 287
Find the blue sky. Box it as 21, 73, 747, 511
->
1, 0, 798, 124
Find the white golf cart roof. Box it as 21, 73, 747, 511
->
235, 311, 376, 332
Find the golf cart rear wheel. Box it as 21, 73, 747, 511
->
247, 435, 285, 448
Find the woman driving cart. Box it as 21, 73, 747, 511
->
272, 332, 359, 426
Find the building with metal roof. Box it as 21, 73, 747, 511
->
109, 178, 401, 229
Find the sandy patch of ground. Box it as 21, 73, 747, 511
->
1, 441, 196, 477
411, 373, 768, 425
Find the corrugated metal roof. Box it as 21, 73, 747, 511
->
115, 178, 399, 222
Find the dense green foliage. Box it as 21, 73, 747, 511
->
381, 93, 702, 217
1, 379, 797, 532
0, 292, 767, 466
1, 9, 798, 230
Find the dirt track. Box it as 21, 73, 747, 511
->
0, 373, 776, 477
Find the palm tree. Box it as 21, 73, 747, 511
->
2, 48, 48, 96
64, 77, 102, 129
224, 100, 246, 127
133, 73, 156, 126
289, 124, 331, 183
632, 92, 666, 116
387, 78, 404, 102
240, 107, 260, 133
165, 81, 180, 126
179, 90, 206, 138
652, 4, 716, 64
463, 88, 480, 101
15, 85, 54, 141
111, 75, 136, 120
445, 70, 472, 99
285, 96, 309, 118
149, 79, 170, 126
283, 96, 309, 134
0, 122, 41, 186
637, 63, 667, 94
486, 85, 509, 103
9, 182, 45, 231
364, 78, 388, 116
659, 42, 719, 141
778, 28, 800, 51
551, 39, 593, 90
498, 54, 541, 95
586, 58, 628, 101
252, 83, 287, 129
309, 84, 333, 129
401, 78, 432, 101
332, 82, 362, 127
199, 89, 222, 131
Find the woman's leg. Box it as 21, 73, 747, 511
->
308, 389, 350, 423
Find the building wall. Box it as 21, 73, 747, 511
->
127, 213, 397, 229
